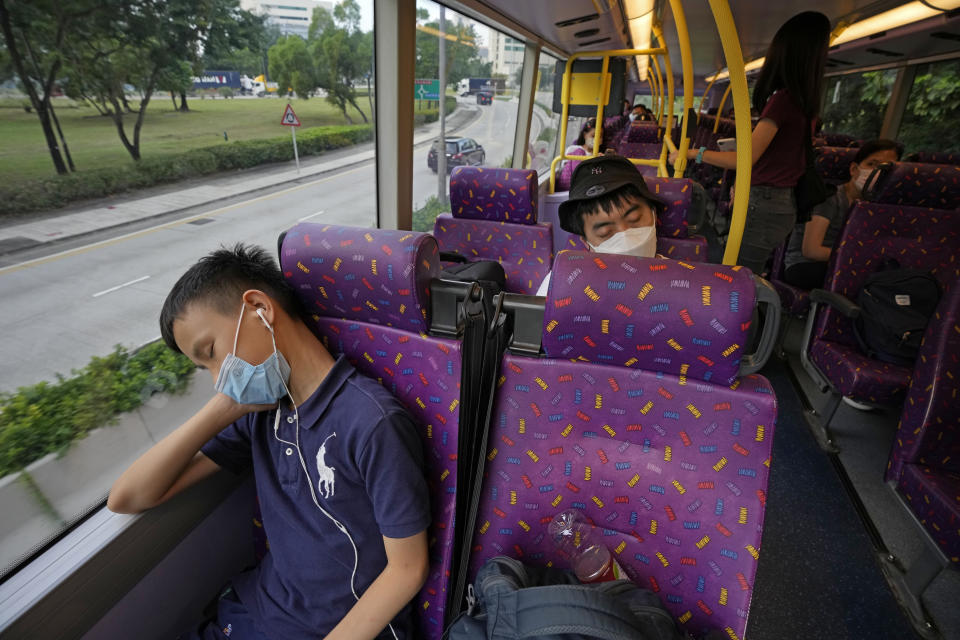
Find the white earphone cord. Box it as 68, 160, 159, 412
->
272, 375, 399, 640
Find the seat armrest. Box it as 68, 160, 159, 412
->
809, 289, 860, 318
740, 276, 781, 375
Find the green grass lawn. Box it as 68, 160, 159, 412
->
0, 95, 375, 182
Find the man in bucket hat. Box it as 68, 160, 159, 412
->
537, 153, 667, 296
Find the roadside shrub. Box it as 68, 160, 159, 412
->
412, 195, 449, 232
0, 343, 196, 477
0, 124, 374, 218
218, 87, 235, 99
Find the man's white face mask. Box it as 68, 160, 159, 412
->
587, 225, 657, 258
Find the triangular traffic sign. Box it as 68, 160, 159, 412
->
281, 103, 301, 127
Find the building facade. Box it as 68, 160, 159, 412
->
240, 0, 334, 39
487, 28, 524, 80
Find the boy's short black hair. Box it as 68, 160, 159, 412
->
854, 138, 903, 164
159, 244, 303, 354
563, 184, 660, 237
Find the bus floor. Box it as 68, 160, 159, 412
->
744, 318, 960, 640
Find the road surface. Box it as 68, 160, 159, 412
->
0, 95, 536, 392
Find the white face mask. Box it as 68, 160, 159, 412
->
853, 167, 871, 193
628, 113, 637, 122
587, 225, 657, 258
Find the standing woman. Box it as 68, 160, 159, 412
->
670, 11, 831, 275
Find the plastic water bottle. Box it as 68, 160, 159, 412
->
548, 510, 623, 583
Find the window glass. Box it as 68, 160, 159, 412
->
821, 69, 898, 140
412, 1, 521, 231
897, 58, 960, 155
0, 0, 377, 578
527, 51, 564, 176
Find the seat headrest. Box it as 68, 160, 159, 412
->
815, 146, 858, 185
541, 251, 755, 385
645, 177, 694, 238
280, 223, 439, 333
868, 162, 960, 210
624, 122, 659, 143
450, 167, 538, 224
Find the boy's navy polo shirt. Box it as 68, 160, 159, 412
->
201, 355, 431, 640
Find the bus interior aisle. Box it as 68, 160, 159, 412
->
2, 1, 960, 640
747, 354, 952, 639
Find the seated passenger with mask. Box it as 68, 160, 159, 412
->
537, 153, 667, 296
783, 138, 902, 290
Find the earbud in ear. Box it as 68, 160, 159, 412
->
256, 308, 273, 331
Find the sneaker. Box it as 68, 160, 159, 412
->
842, 396, 874, 411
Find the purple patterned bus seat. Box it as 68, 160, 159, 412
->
448, 166, 538, 223
280, 223, 459, 640
815, 146, 859, 185
806, 203, 960, 407
869, 162, 960, 210
904, 151, 960, 166
821, 132, 860, 148
541, 252, 755, 386
467, 251, 777, 639
885, 286, 960, 563
434, 167, 553, 295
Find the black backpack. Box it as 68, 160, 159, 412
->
853, 260, 941, 366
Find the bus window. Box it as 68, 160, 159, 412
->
411, 0, 522, 231
0, 0, 377, 580
527, 52, 563, 175
820, 69, 898, 140
898, 58, 960, 155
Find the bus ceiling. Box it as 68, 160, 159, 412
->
463, 1, 959, 87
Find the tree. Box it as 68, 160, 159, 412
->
60, 0, 218, 162
309, 0, 368, 123
157, 59, 194, 110
0, 0, 102, 174
268, 35, 314, 99
415, 17, 484, 89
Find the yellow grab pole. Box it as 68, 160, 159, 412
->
593, 55, 611, 155
708, 0, 752, 266
699, 74, 719, 116
646, 77, 656, 109
667, 0, 694, 176
713, 83, 732, 133
548, 47, 668, 192
652, 23, 675, 138
651, 54, 664, 127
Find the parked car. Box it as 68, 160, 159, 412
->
476, 91, 493, 105
428, 137, 486, 173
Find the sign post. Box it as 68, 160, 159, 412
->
281, 103, 302, 173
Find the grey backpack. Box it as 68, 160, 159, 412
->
442, 555, 686, 640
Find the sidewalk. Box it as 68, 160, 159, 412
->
0, 102, 482, 256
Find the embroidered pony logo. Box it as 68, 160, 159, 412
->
316, 432, 337, 499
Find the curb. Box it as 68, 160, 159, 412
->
0, 103, 485, 260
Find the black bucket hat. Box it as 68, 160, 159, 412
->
557, 154, 666, 234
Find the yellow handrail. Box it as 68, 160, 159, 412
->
646, 77, 656, 110
708, 0, 752, 266
712, 84, 732, 133
698, 73, 719, 116
652, 23, 675, 138
667, 0, 694, 176
650, 54, 664, 127
548, 46, 668, 193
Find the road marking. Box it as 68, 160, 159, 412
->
93, 275, 150, 298
0, 164, 371, 276
298, 210, 325, 221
